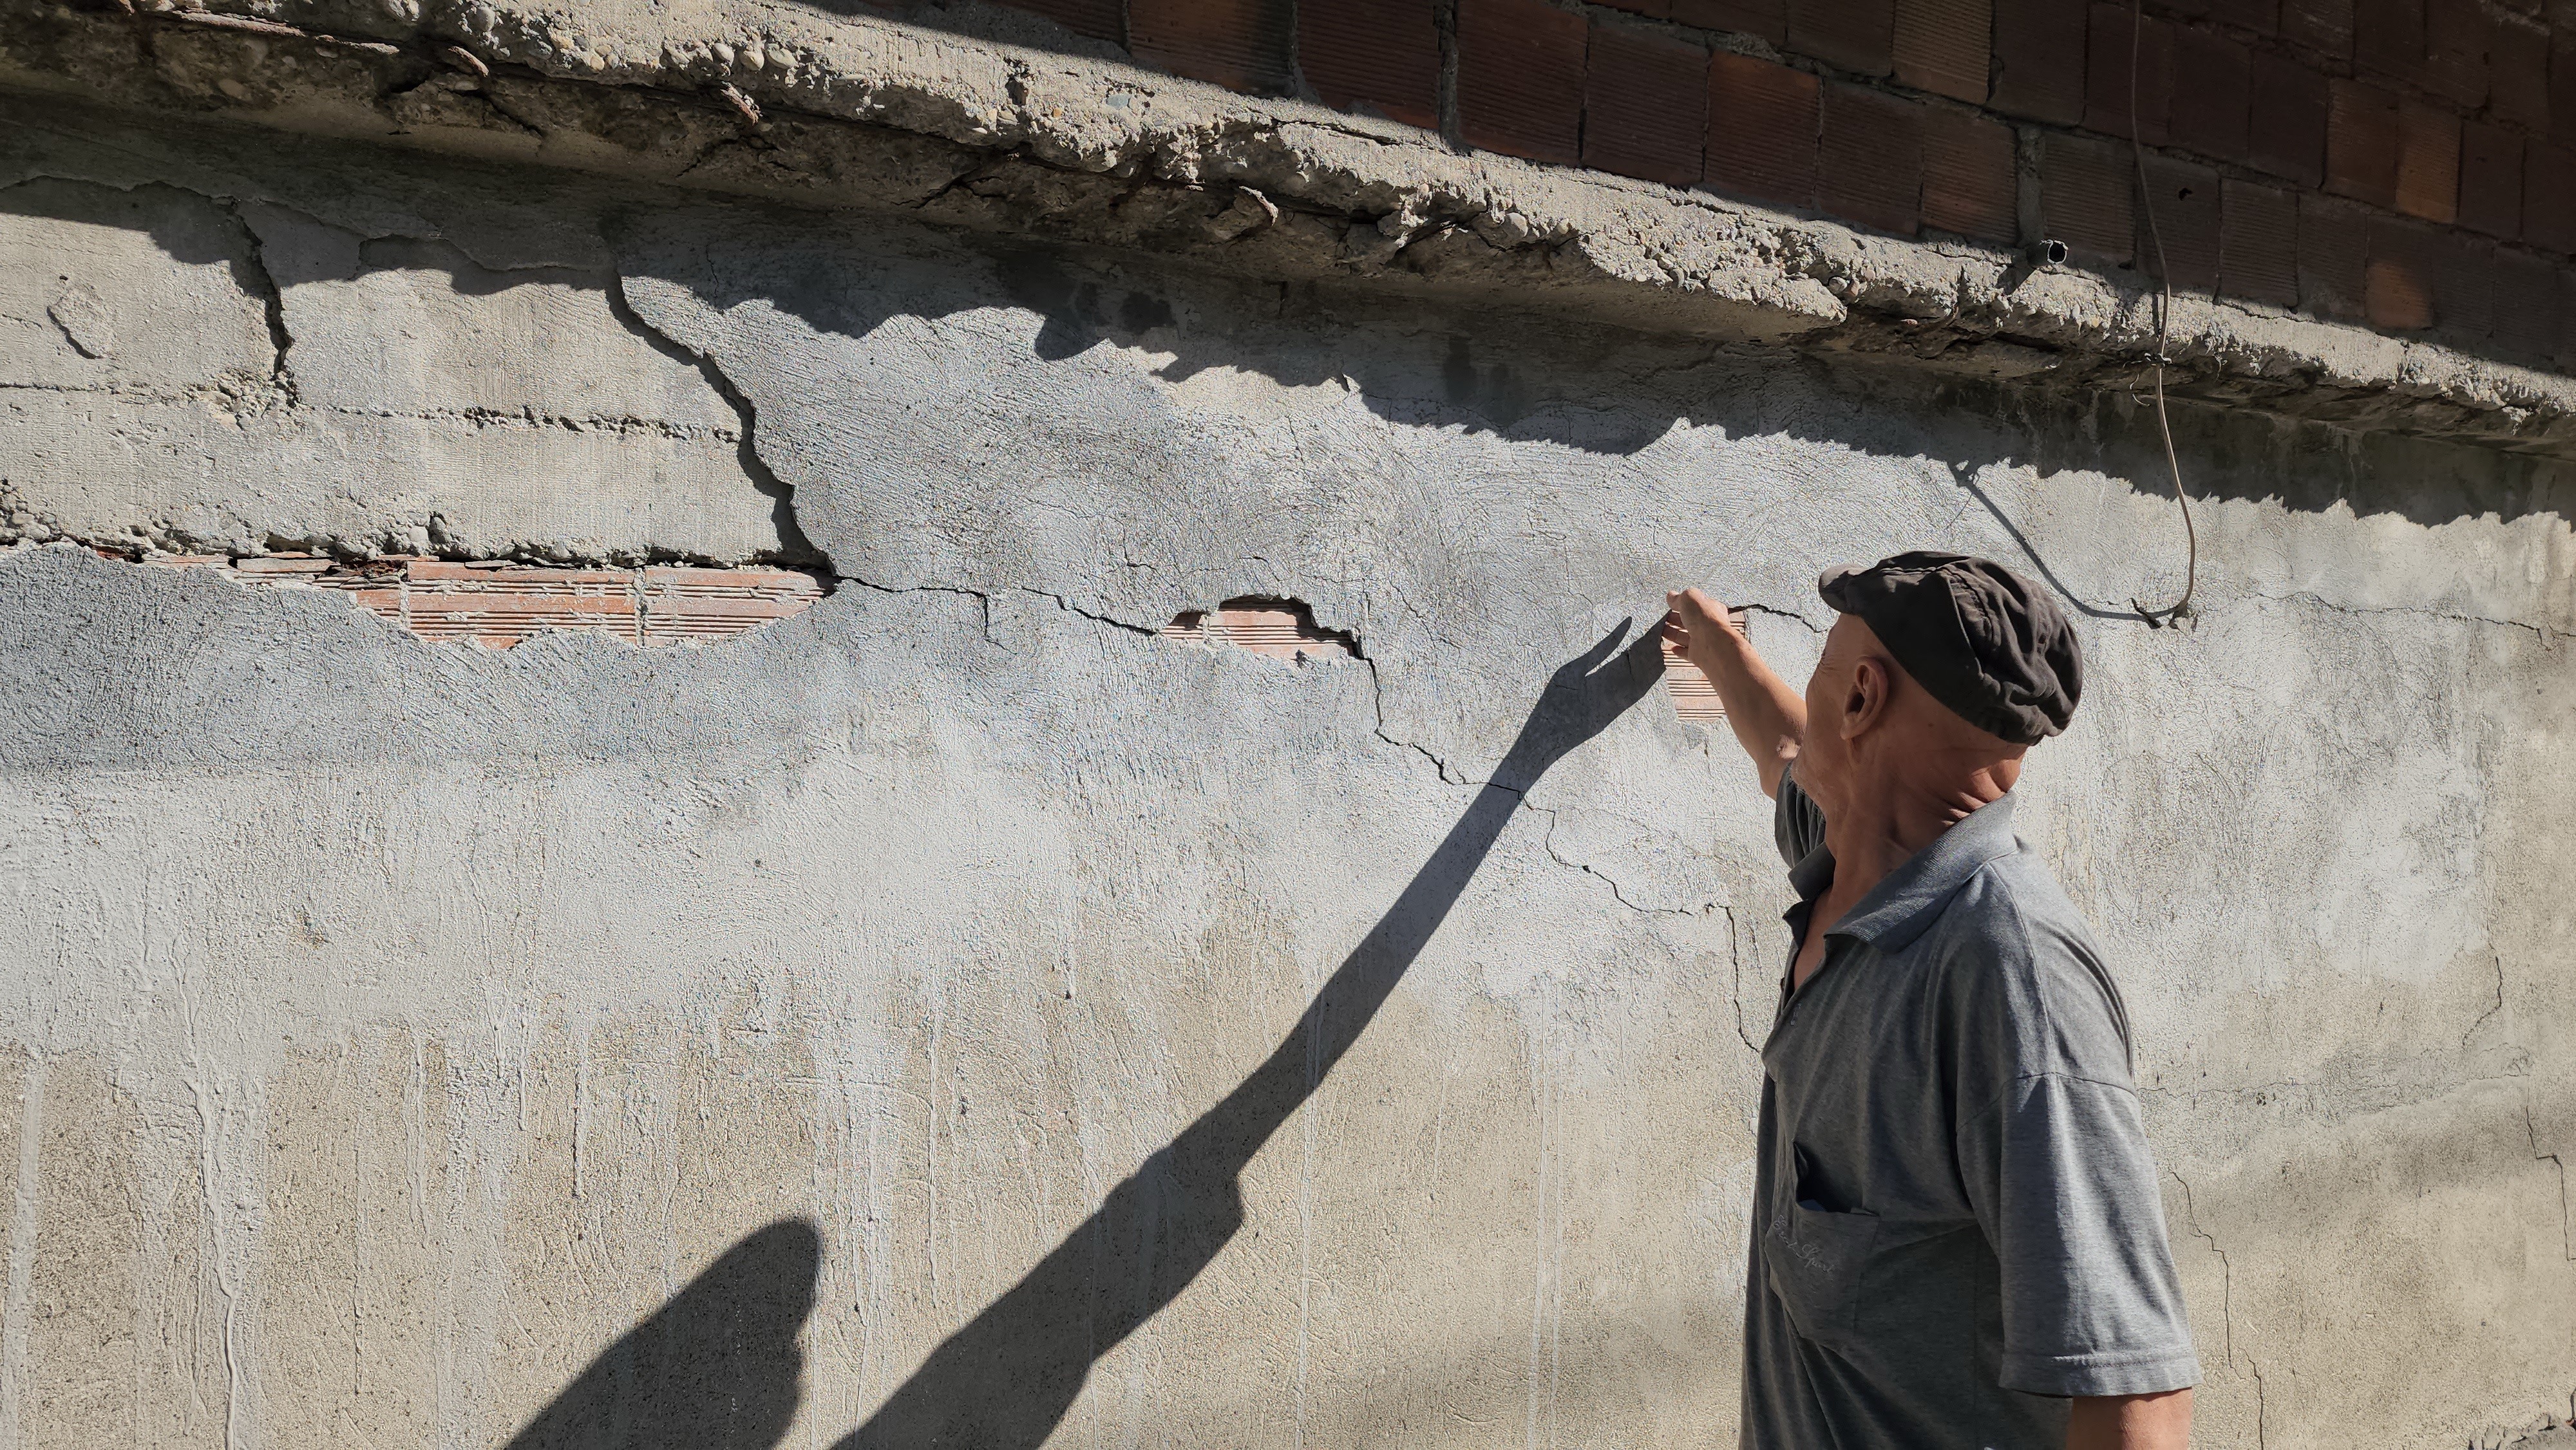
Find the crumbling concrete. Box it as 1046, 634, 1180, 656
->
10, 0, 2576, 458
0, 19, 2571, 1450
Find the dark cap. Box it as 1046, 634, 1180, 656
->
1817, 551, 2082, 746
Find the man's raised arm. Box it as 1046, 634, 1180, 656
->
1662, 588, 1806, 799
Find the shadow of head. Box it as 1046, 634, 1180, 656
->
502, 1218, 822, 1450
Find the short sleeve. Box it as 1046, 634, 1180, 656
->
1956, 1071, 2202, 1396
1773, 762, 1828, 869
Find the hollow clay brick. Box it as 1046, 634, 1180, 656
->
2353, 0, 2423, 84
1707, 50, 1821, 207
2139, 155, 2222, 291
2490, 249, 2559, 359
2488, 15, 2548, 132
1990, 0, 2088, 125
2365, 216, 2438, 328
1000, 0, 1122, 43
2280, 0, 2354, 61
2394, 99, 2462, 223
2220, 178, 2300, 305
1892, 0, 1991, 103
2169, 28, 2251, 164
2419, 0, 2488, 109
2085, 3, 2172, 144
1584, 21, 1710, 187
1788, 0, 1895, 77
1820, 82, 1926, 234
2204, 0, 2280, 32
1300, 0, 1439, 129
2039, 131, 2135, 264
1132, 0, 1294, 93
2325, 78, 2401, 205
1457, 0, 1588, 165
2429, 231, 2493, 339
2249, 52, 2329, 187
1670, 0, 1787, 44
2525, 142, 2576, 254
2459, 122, 2524, 240
1922, 106, 2018, 241
2298, 192, 2371, 319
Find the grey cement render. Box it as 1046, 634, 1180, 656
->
0, 99, 2571, 1450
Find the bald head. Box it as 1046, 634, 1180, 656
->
1792, 614, 2029, 830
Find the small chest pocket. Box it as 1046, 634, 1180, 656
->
1762, 1198, 1879, 1356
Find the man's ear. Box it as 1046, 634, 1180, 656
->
1839, 656, 1893, 740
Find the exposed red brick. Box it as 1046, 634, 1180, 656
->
2526, 142, 2576, 252
1991, 0, 2088, 125
2039, 132, 2135, 264
1132, 0, 1293, 93
1300, 0, 1439, 129
1892, 0, 1991, 103
640, 568, 829, 646
2557, 34, 2576, 145
2280, 0, 2355, 61
2490, 249, 2559, 359
2459, 122, 2524, 239
2353, 0, 2423, 83
2419, 0, 2488, 108
1819, 82, 1926, 233
2205, 0, 2280, 32
1707, 50, 1821, 207
2365, 216, 2438, 328
2393, 99, 2462, 222
2298, 191, 2372, 317
1670, 0, 1787, 43
1922, 106, 2018, 241
2429, 231, 2494, 338
1583, 21, 1710, 186
1456, 0, 1588, 165
1788, 0, 1895, 77
2248, 52, 2329, 187
2325, 78, 2401, 205
2489, 14, 2549, 131
997, 0, 1122, 43
2169, 29, 2251, 164
2085, 3, 2171, 144
2220, 179, 2300, 305
2139, 155, 2222, 290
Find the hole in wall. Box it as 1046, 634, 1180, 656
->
1159, 597, 1356, 662
131, 552, 828, 648
1660, 607, 1744, 725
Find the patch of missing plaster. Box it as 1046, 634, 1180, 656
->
1160, 597, 1356, 663
1660, 606, 1746, 725
129, 551, 827, 648
44, 282, 113, 358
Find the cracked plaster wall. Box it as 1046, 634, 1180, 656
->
0, 106, 2571, 1449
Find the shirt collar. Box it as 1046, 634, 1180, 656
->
1788, 792, 2024, 954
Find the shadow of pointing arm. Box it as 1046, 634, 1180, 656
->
838, 622, 1662, 1450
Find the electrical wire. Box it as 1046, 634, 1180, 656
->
2123, 0, 2198, 628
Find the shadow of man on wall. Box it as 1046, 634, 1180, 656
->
500, 622, 1661, 1449
502, 1219, 822, 1450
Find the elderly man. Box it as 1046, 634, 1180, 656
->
1664, 554, 2200, 1450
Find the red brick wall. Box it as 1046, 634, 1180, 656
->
989, 0, 2576, 362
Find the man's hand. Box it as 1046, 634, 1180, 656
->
2066, 1389, 2192, 1450
1662, 588, 1807, 799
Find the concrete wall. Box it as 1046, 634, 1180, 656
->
1, 99, 2571, 1450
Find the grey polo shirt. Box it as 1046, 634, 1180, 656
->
1739, 768, 2199, 1449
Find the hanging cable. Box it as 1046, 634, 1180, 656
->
2123, 0, 2198, 627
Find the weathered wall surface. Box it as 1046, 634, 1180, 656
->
1, 95, 2571, 1450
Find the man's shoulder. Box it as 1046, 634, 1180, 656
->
1926, 848, 2133, 1069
